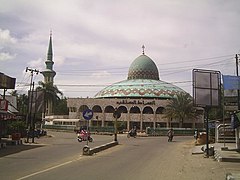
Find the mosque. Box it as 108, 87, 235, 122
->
66, 46, 204, 131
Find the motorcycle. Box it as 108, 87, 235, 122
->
127, 129, 137, 138
167, 129, 174, 142
167, 134, 173, 142
77, 130, 93, 142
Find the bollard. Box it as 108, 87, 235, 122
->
82, 145, 90, 155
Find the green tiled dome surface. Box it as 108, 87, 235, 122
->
94, 79, 185, 99
128, 55, 159, 80
94, 52, 186, 99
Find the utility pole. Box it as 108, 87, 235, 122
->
236, 54, 240, 150
26, 67, 39, 143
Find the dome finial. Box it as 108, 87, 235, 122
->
142, 45, 145, 55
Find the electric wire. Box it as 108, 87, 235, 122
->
12, 54, 236, 96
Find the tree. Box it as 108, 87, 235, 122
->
54, 97, 69, 115
36, 81, 63, 115
9, 90, 28, 116
164, 92, 201, 128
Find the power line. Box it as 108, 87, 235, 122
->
58, 54, 234, 74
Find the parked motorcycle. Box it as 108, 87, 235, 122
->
77, 130, 93, 142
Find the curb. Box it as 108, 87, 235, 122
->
226, 172, 240, 179
214, 150, 240, 163
82, 141, 119, 155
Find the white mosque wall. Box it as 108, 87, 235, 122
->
67, 98, 204, 130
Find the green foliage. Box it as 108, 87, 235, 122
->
117, 121, 127, 131
10, 90, 28, 116
164, 92, 201, 128
36, 81, 63, 101
54, 97, 69, 115
36, 81, 63, 114
7, 120, 26, 133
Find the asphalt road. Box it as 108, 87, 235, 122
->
0, 131, 238, 180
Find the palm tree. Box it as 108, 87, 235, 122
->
36, 81, 63, 115
164, 92, 200, 128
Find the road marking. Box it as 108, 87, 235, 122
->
17, 155, 82, 180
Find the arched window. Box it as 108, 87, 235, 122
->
117, 106, 128, 113
130, 106, 140, 114
79, 105, 89, 112
104, 106, 115, 113
143, 106, 153, 114
92, 105, 102, 113
156, 107, 165, 114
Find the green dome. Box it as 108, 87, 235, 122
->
128, 54, 159, 80
94, 52, 186, 99
94, 79, 185, 99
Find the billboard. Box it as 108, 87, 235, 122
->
192, 69, 221, 107
0, 72, 16, 89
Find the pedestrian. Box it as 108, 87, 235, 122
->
194, 129, 198, 140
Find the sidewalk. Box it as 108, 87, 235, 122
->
192, 142, 240, 162
0, 137, 47, 158
192, 142, 240, 179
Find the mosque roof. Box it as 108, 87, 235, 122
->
94, 47, 186, 99
128, 54, 159, 80
94, 79, 185, 99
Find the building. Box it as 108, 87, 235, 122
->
41, 33, 56, 115
67, 47, 204, 131
0, 73, 16, 137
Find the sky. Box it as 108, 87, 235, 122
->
1, 0, 240, 98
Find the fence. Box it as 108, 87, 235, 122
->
146, 128, 203, 136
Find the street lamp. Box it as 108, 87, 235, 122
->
113, 108, 121, 142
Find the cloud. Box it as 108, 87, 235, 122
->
1, 0, 240, 98
0, 52, 16, 61
27, 58, 44, 70
0, 28, 17, 46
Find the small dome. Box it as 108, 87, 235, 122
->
128, 54, 159, 80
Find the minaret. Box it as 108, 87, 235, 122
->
41, 32, 56, 115
41, 32, 56, 85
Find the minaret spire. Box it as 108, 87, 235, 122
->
41, 31, 57, 115
41, 31, 56, 84
142, 45, 145, 55
47, 31, 53, 62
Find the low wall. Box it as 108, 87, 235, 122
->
146, 128, 204, 136
83, 141, 119, 155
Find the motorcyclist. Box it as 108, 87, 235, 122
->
167, 128, 174, 142
128, 126, 137, 138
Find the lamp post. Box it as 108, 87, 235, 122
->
235, 54, 240, 150
113, 108, 121, 142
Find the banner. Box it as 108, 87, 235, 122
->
222, 75, 240, 90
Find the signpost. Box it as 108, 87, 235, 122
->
83, 109, 93, 146
193, 69, 221, 157
83, 109, 93, 121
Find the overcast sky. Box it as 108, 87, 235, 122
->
1, 0, 240, 98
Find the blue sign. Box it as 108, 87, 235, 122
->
83, 109, 93, 120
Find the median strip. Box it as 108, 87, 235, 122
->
83, 141, 119, 155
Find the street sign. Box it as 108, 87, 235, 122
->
83, 109, 93, 120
